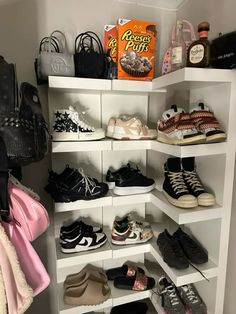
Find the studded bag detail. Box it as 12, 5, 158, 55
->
0, 56, 48, 167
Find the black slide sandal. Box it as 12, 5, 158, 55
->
106, 264, 144, 280
113, 273, 155, 290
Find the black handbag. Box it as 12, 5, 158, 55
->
74, 31, 107, 78
0, 56, 48, 168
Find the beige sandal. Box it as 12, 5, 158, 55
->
64, 265, 107, 290
64, 279, 110, 306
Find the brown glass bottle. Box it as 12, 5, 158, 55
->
187, 22, 210, 67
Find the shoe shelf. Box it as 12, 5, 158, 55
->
152, 67, 234, 90
150, 189, 222, 225
52, 139, 227, 157
149, 244, 218, 287
55, 239, 112, 272
49, 76, 165, 94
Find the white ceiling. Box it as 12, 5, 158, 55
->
113, 0, 188, 10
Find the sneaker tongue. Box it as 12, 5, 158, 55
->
167, 158, 181, 172
182, 157, 195, 171
161, 106, 185, 121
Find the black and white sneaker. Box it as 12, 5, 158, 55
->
45, 166, 109, 202
163, 157, 198, 208
113, 165, 155, 195
52, 106, 105, 141
61, 228, 107, 253
60, 220, 103, 244
182, 157, 216, 207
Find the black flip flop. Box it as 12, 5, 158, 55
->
114, 272, 155, 291
106, 264, 145, 280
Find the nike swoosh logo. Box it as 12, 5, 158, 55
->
79, 239, 88, 246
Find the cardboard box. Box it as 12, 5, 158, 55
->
104, 25, 117, 79
117, 18, 156, 81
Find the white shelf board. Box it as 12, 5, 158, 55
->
152, 68, 234, 90
151, 141, 227, 157
105, 228, 154, 259
112, 191, 150, 206
112, 139, 152, 151
55, 239, 112, 271
52, 139, 112, 153
149, 244, 218, 287
54, 193, 113, 213
49, 76, 111, 91
111, 79, 166, 94
150, 189, 222, 224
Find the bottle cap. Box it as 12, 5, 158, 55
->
198, 21, 210, 32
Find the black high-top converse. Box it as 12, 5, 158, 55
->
182, 157, 215, 206
163, 157, 197, 208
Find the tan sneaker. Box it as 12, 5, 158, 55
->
106, 117, 116, 138
109, 116, 157, 140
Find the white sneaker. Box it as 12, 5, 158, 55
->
107, 116, 157, 140
52, 106, 105, 141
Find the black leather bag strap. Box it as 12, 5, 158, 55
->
0, 137, 9, 220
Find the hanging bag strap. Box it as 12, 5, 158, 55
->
48, 30, 69, 53
171, 19, 196, 44
39, 36, 60, 53
0, 137, 9, 220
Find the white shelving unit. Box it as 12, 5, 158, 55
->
48, 68, 236, 314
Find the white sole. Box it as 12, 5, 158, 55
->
106, 131, 114, 138
163, 191, 198, 208
61, 238, 107, 254
52, 131, 105, 142
206, 133, 226, 143
106, 181, 115, 189
113, 183, 156, 195
198, 197, 216, 207
111, 235, 153, 245
157, 132, 206, 145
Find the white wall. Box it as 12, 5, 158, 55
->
0, 1, 176, 313
177, 1, 236, 313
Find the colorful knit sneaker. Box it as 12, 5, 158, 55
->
158, 276, 185, 314
163, 157, 198, 208
177, 283, 207, 314
157, 105, 206, 145
182, 157, 216, 206
111, 219, 153, 245
108, 116, 157, 140
52, 106, 105, 141
190, 103, 226, 143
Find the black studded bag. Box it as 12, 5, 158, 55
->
0, 56, 48, 168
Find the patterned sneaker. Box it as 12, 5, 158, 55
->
111, 219, 153, 245
157, 105, 206, 145
190, 102, 226, 143
109, 116, 157, 140
182, 157, 216, 206
158, 276, 186, 314
177, 284, 207, 314
52, 106, 105, 141
163, 157, 198, 208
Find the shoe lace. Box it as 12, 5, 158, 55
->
161, 285, 181, 307
168, 171, 189, 194
78, 168, 97, 194
78, 111, 95, 131
184, 170, 203, 192
181, 285, 199, 304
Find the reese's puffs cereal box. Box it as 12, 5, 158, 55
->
104, 25, 117, 78
118, 18, 156, 81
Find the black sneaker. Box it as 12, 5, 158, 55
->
60, 220, 103, 244
157, 229, 189, 270
163, 157, 198, 208
173, 228, 208, 264
60, 227, 107, 253
177, 283, 207, 314
45, 166, 108, 202
113, 166, 155, 196
158, 276, 185, 314
182, 157, 216, 206
106, 162, 139, 189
